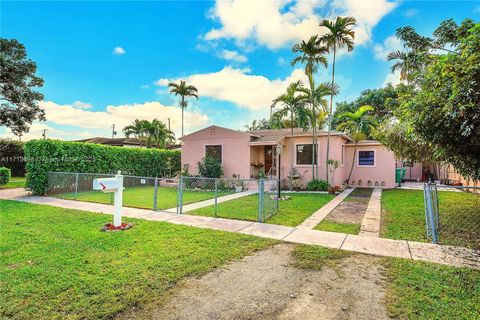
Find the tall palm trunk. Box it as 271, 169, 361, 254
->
181, 96, 185, 137
347, 141, 357, 183
326, 44, 336, 184
290, 109, 294, 171
310, 86, 316, 180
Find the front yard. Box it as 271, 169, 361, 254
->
55, 186, 231, 211
0, 200, 275, 319
188, 193, 335, 226
381, 189, 480, 249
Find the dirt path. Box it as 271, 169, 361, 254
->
125, 244, 389, 320
324, 188, 373, 225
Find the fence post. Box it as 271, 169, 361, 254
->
258, 178, 264, 222
214, 178, 218, 217
74, 172, 79, 198
153, 177, 159, 211
177, 176, 183, 215
424, 183, 439, 244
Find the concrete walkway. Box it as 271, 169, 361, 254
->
165, 190, 256, 213
1, 188, 479, 270
359, 188, 382, 238
298, 188, 354, 229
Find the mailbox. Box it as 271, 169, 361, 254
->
93, 177, 120, 193
93, 172, 124, 227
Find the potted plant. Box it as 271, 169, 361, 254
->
232, 173, 245, 192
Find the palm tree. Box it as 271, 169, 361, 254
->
271, 81, 309, 174
318, 16, 356, 183
297, 81, 339, 179
168, 80, 198, 137
387, 50, 421, 84
292, 35, 329, 179
123, 119, 148, 147
336, 105, 376, 183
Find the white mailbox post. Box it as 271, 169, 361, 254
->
93, 171, 124, 227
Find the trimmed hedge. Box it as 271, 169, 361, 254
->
0, 167, 11, 186
25, 140, 181, 195
0, 139, 25, 177
306, 179, 329, 191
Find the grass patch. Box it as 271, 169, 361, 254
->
291, 244, 352, 270
314, 220, 360, 234
56, 186, 231, 210
0, 199, 276, 319
189, 193, 334, 226
382, 189, 480, 248
0, 177, 25, 189
384, 258, 480, 319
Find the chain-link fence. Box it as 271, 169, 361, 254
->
46, 172, 178, 211
424, 183, 480, 250
177, 176, 279, 222
46, 172, 279, 222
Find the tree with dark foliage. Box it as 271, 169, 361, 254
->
0, 39, 45, 136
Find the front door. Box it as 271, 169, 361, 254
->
265, 146, 273, 173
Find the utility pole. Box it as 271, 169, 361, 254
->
111, 124, 117, 139
168, 118, 171, 132
42, 129, 47, 139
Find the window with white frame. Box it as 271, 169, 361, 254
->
205, 145, 222, 162
358, 150, 375, 166
296, 144, 317, 165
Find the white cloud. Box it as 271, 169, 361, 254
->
156, 66, 309, 111
203, 0, 397, 50
382, 69, 402, 87
113, 46, 126, 55
403, 8, 418, 18
4, 100, 210, 140
71, 101, 92, 109
373, 35, 402, 60
217, 49, 248, 62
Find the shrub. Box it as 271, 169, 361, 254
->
0, 167, 11, 186
306, 179, 329, 191
0, 139, 25, 177
24, 140, 181, 195
197, 156, 223, 178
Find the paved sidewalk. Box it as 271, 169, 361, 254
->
165, 190, 256, 213
297, 188, 354, 229
359, 188, 382, 237
1, 188, 479, 270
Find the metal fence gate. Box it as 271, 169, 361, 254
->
177, 176, 279, 222
423, 182, 480, 249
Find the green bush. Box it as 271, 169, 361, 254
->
197, 156, 223, 178
0, 167, 11, 186
0, 139, 25, 177
25, 140, 181, 195
306, 179, 329, 191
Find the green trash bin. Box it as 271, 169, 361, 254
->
395, 168, 406, 184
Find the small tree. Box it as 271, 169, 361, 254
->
0, 39, 45, 136
336, 105, 376, 183
0, 167, 11, 187
197, 156, 223, 178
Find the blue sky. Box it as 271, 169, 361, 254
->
1, 0, 479, 140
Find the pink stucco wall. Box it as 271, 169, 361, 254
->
181, 126, 251, 180
344, 144, 396, 188
181, 125, 396, 189
396, 160, 423, 181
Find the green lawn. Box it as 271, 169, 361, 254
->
292, 245, 480, 320
314, 220, 360, 234
382, 189, 480, 248
56, 186, 231, 210
384, 257, 480, 319
0, 177, 25, 189
188, 193, 335, 226
0, 200, 276, 319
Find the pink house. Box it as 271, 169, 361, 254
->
180, 125, 397, 188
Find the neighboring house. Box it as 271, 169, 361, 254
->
180, 125, 396, 188
74, 137, 145, 148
